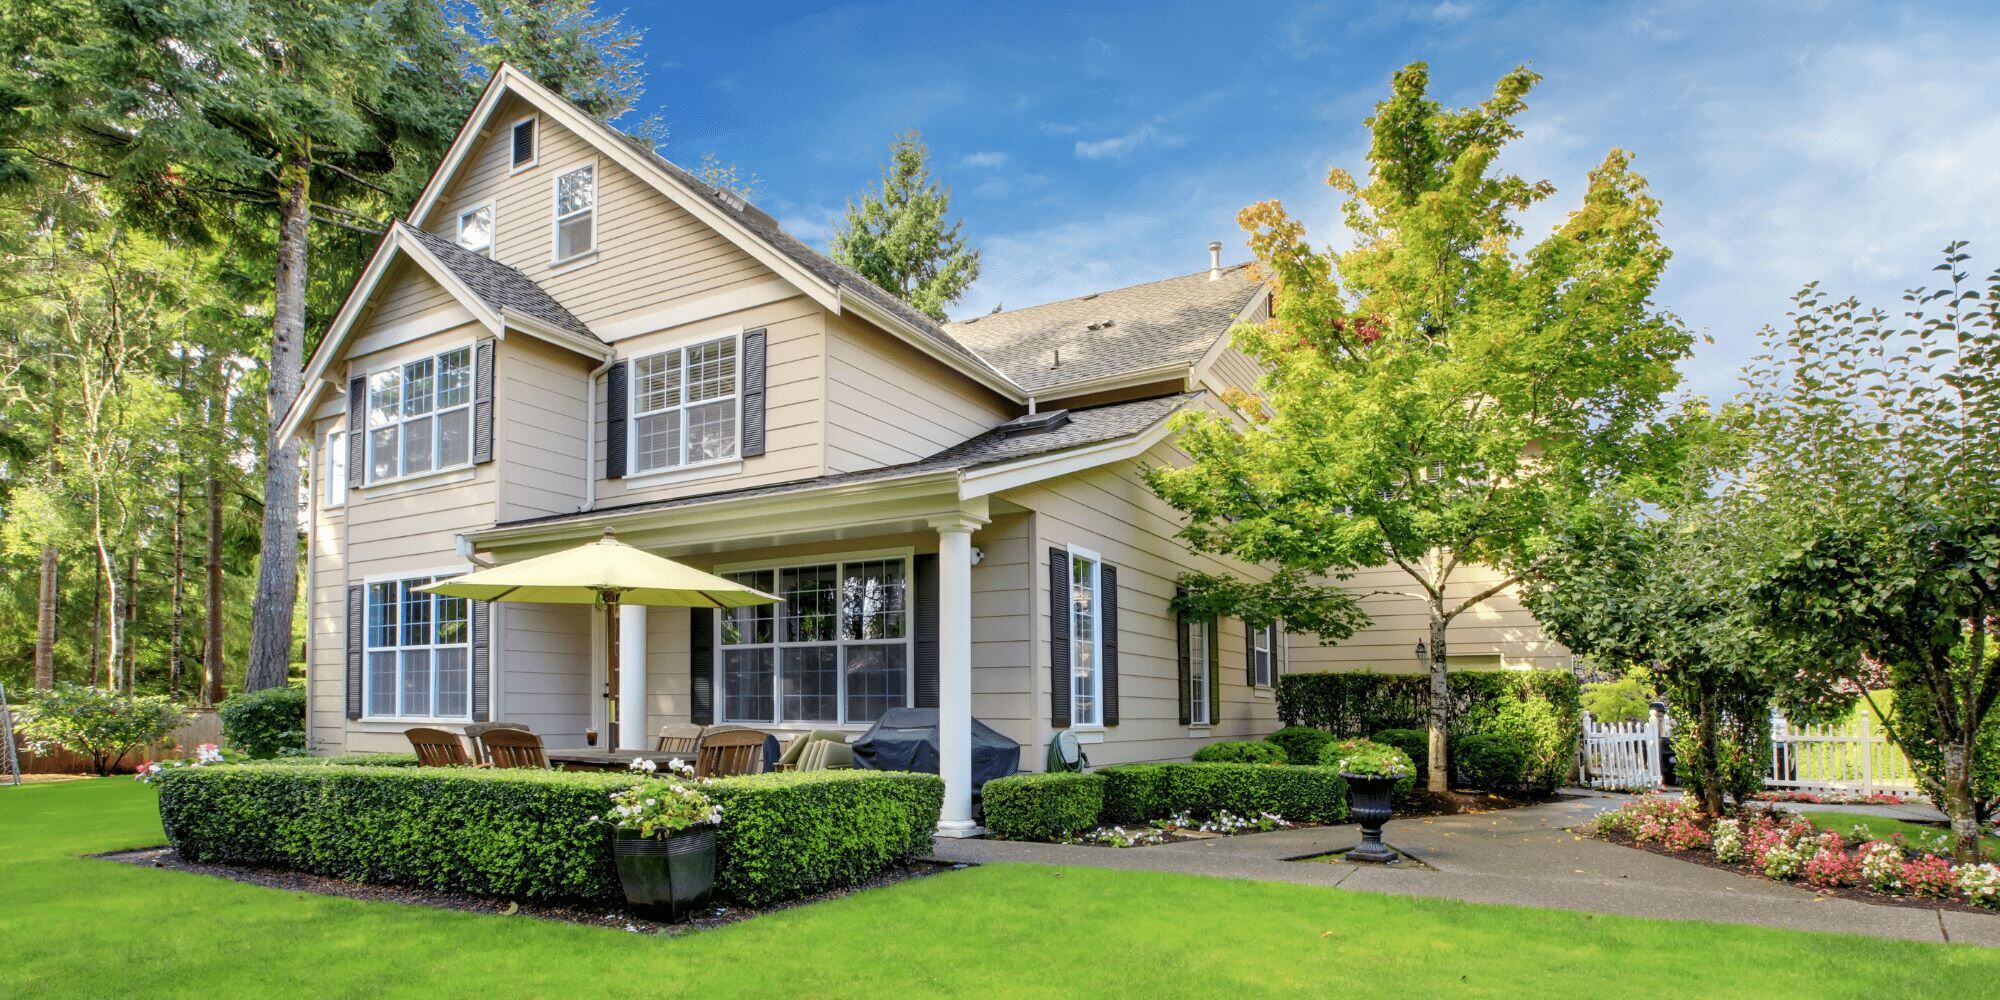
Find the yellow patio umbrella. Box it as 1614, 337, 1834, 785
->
418, 528, 778, 747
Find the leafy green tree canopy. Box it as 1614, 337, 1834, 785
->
831, 130, 980, 321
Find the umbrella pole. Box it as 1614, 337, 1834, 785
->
606, 595, 620, 750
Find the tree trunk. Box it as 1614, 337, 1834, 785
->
1942, 739, 1981, 863
1426, 603, 1450, 794
204, 468, 225, 707
1696, 685, 1723, 817
169, 352, 189, 700
89, 558, 103, 686
34, 545, 57, 689
245, 154, 310, 693
123, 554, 138, 691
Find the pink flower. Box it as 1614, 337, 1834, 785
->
1902, 855, 1957, 897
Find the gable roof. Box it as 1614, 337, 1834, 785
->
400, 226, 592, 341
406, 65, 1023, 400
946, 263, 1265, 395
481, 392, 1198, 537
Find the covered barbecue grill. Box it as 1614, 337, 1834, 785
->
850, 708, 1020, 798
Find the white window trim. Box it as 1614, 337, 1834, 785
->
626, 328, 744, 477
325, 430, 347, 509
1188, 617, 1210, 727
551, 158, 598, 265
455, 201, 495, 256
361, 341, 476, 489
711, 548, 916, 729
1252, 622, 1275, 689
360, 566, 474, 723
508, 114, 539, 173
1067, 544, 1104, 729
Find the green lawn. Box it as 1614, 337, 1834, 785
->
5, 780, 1997, 998
1800, 809, 2000, 861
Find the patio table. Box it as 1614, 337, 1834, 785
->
544, 749, 696, 772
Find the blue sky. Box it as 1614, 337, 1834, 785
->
622, 1, 2000, 397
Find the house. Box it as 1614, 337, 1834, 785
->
279, 65, 1568, 835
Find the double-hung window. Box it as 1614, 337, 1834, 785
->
1188, 617, 1211, 726
553, 164, 595, 261
364, 576, 470, 720
630, 335, 738, 474
325, 431, 347, 508
457, 204, 493, 255
1069, 548, 1102, 726
717, 556, 909, 726
1252, 623, 1274, 688
365, 345, 473, 484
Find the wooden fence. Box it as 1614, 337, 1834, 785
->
11, 708, 223, 775
1580, 712, 1664, 790
1767, 712, 1919, 799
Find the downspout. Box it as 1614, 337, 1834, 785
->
582, 354, 615, 511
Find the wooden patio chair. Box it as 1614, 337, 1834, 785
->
696, 728, 768, 779
405, 727, 477, 767
480, 728, 549, 769
655, 723, 704, 756
775, 729, 847, 771
463, 721, 531, 765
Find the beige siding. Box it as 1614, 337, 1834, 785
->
1287, 563, 1572, 675
822, 311, 1012, 473
1002, 421, 1285, 769
306, 414, 350, 753
495, 602, 594, 743
1196, 291, 1269, 400
969, 513, 1036, 753
423, 94, 779, 335
495, 336, 589, 521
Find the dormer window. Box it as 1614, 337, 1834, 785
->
630, 334, 738, 475
510, 116, 537, 170
553, 164, 596, 262
456, 204, 493, 255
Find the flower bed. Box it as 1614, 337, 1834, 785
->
155, 761, 941, 908
1750, 790, 1909, 806
981, 763, 1348, 844
1592, 794, 2000, 915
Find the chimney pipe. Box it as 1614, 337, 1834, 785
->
1208, 241, 1222, 281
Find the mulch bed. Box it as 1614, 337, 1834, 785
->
96, 846, 961, 934
1593, 829, 1999, 918
1401, 788, 1563, 818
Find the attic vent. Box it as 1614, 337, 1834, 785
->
997, 409, 1071, 438
1085, 319, 1116, 332
511, 118, 536, 167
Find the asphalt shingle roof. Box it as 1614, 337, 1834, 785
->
492, 392, 1199, 531
944, 264, 1265, 394
401, 224, 598, 343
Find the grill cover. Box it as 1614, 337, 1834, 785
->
850, 708, 1020, 795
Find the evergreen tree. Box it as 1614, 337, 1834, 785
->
446, 0, 664, 143
831, 131, 980, 321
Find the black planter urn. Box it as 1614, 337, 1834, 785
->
1341, 773, 1400, 863
612, 827, 717, 921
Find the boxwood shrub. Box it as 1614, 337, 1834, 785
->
1265, 726, 1335, 767
1452, 732, 1531, 792
217, 686, 307, 758
1190, 740, 1287, 765
981, 772, 1105, 840
1370, 728, 1429, 781
1100, 762, 1349, 824
156, 763, 940, 908
1099, 764, 1169, 824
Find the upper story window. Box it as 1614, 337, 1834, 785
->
630, 335, 738, 475
364, 575, 469, 720
365, 345, 473, 484
1069, 547, 1103, 726
457, 204, 493, 255
510, 116, 537, 170
325, 430, 347, 508
553, 164, 595, 262
716, 556, 910, 726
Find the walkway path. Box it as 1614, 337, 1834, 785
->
932, 791, 2000, 946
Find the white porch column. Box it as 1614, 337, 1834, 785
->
618, 605, 649, 751
931, 512, 987, 838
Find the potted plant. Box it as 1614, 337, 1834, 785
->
594, 758, 722, 921
1328, 738, 1414, 863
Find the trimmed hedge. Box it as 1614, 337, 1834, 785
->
1190, 740, 1288, 765
1266, 726, 1336, 767
308, 752, 421, 767
1452, 732, 1530, 791
1100, 763, 1348, 825
982, 773, 1106, 840
1371, 728, 1429, 781
157, 763, 941, 908
218, 686, 307, 758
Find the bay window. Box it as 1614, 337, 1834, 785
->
717, 556, 909, 726
364, 345, 472, 484
1069, 548, 1102, 726
364, 576, 470, 720
630, 335, 738, 474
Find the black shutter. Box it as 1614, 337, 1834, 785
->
1048, 547, 1071, 728
913, 553, 939, 709
345, 585, 364, 720
470, 600, 491, 722
1246, 621, 1257, 687
472, 338, 495, 464
1101, 565, 1119, 726
689, 606, 713, 725
512, 118, 535, 166
346, 377, 366, 488
605, 360, 628, 479
740, 328, 767, 458
1175, 587, 1191, 726
1208, 622, 1222, 723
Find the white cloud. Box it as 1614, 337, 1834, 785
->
960, 151, 1009, 168
1075, 118, 1185, 160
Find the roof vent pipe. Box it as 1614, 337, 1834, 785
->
1208, 241, 1223, 281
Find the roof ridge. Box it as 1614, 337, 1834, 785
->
947, 262, 1258, 326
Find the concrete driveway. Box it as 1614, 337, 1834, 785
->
932, 790, 2000, 946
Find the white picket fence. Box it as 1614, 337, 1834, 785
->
1580, 712, 1663, 790
1767, 712, 1920, 799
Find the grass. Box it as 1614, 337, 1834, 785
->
5, 780, 1998, 998
1800, 809, 2000, 861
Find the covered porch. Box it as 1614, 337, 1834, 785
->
466, 473, 1032, 837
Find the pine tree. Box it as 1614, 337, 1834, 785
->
831, 131, 980, 322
